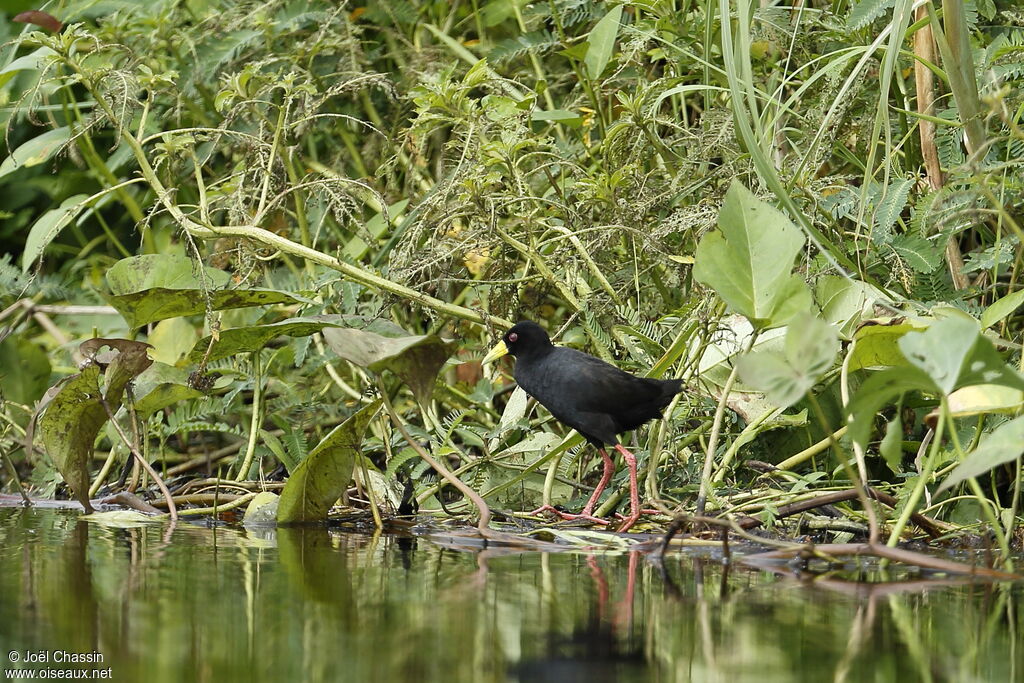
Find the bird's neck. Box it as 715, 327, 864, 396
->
516, 343, 554, 363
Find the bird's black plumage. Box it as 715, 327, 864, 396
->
484, 321, 682, 530
501, 322, 682, 447
483, 321, 684, 528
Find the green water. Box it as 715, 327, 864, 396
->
0, 507, 1020, 682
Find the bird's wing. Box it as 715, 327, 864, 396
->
545, 349, 663, 414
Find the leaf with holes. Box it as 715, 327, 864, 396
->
39, 339, 153, 512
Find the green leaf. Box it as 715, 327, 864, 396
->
879, 414, 903, 474
0, 46, 56, 89
873, 177, 914, 242
847, 366, 934, 449
847, 320, 919, 370
736, 313, 838, 409
39, 339, 153, 512
0, 126, 71, 180
131, 363, 204, 417
103, 255, 310, 327
106, 254, 230, 293
531, 109, 583, 126
21, 194, 89, 271
693, 181, 812, 329
936, 416, 1024, 494
188, 317, 343, 363
815, 276, 886, 338
890, 235, 943, 273
0, 337, 51, 415
947, 384, 1024, 417
898, 317, 1024, 395
147, 318, 198, 366
584, 5, 622, 79
277, 400, 381, 523
80, 511, 162, 528
40, 366, 106, 512
846, 0, 895, 31
323, 327, 457, 404
980, 288, 1024, 329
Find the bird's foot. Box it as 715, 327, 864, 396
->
615, 514, 642, 532
612, 509, 664, 532
613, 508, 663, 519
528, 505, 611, 525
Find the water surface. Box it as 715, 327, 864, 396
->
0, 507, 1019, 682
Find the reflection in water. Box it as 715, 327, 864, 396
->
0, 508, 1020, 682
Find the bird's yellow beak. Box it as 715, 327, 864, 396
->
481, 340, 509, 365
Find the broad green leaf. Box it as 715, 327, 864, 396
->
106, 254, 230, 293
947, 384, 1024, 417
80, 511, 161, 528
39, 339, 153, 511
898, 317, 1024, 395
104, 254, 309, 327
879, 415, 903, 474
0, 46, 56, 89
584, 5, 622, 79
0, 337, 51, 417
242, 491, 280, 526
847, 365, 934, 449
980, 288, 1024, 329
0, 126, 71, 180
736, 314, 838, 409
937, 416, 1024, 494
277, 400, 381, 523
815, 276, 885, 338
148, 318, 198, 365
693, 181, 812, 329
847, 319, 919, 370
188, 317, 343, 363
323, 327, 457, 404
131, 362, 205, 417
21, 194, 89, 271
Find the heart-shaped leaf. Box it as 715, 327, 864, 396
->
737, 313, 838, 409
693, 181, 812, 329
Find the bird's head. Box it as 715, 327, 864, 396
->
482, 320, 551, 364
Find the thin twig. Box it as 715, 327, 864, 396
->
100, 398, 177, 521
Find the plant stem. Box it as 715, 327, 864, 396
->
695, 328, 759, 515
235, 351, 264, 481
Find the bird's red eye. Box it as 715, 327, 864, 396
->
508, 332, 518, 343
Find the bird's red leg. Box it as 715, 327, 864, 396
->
579, 448, 614, 516
528, 448, 614, 524
614, 444, 642, 531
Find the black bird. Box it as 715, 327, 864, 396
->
482, 321, 682, 531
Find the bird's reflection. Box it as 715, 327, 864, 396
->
508, 551, 648, 682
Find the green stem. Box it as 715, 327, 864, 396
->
695, 328, 760, 515
235, 352, 264, 481
887, 399, 947, 546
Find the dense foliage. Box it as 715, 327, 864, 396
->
1, 0, 1023, 556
